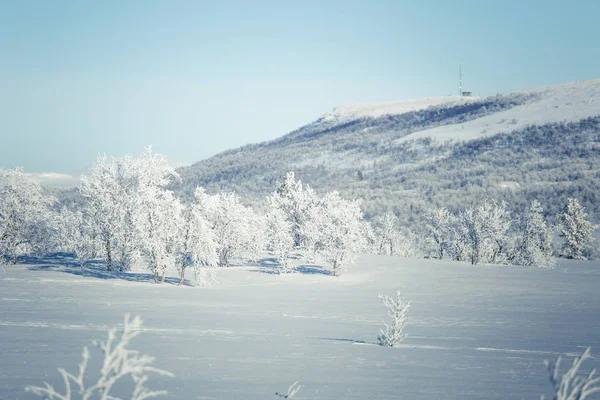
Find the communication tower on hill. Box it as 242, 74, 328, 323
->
459, 63, 472, 97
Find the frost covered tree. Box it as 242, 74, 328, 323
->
394, 227, 423, 259
461, 200, 512, 265
177, 203, 219, 286
80, 147, 179, 272
514, 200, 555, 268
309, 191, 368, 277
0, 168, 55, 264
79, 154, 131, 271
542, 347, 600, 400
25, 314, 173, 400
269, 172, 317, 249
195, 188, 257, 267
265, 208, 295, 274
374, 212, 399, 256
423, 206, 456, 259
378, 291, 411, 347
448, 219, 470, 262
556, 198, 597, 260
56, 205, 98, 268
139, 190, 183, 284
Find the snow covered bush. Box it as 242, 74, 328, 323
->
275, 381, 302, 399
25, 314, 173, 400
461, 199, 512, 265
542, 347, 600, 400
557, 198, 598, 260
378, 291, 411, 347
0, 168, 55, 264
514, 200, 555, 268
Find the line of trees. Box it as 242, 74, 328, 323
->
419, 198, 597, 267
1, 153, 598, 281
0, 151, 372, 281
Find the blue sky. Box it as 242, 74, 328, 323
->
1, 0, 599, 174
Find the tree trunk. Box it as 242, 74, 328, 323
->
178, 269, 185, 286
333, 260, 341, 277
471, 247, 479, 265
105, 239, 113, 271
154, 271, 159, 284
11, 253, 17, 265
160, 270, 166, 284
219, 249, 229, 267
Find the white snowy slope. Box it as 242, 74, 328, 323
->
322, 95, 479, 122
398, 79, 600, 143
1, 255, 600, 399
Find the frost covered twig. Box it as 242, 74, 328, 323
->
378, 291, 411, 347
542, 347, 600, 400
275, 381, 302, 398
25, 314, 173, 400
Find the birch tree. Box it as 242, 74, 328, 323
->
265, 208, 295, 274
195, 188, 257, 267
374, 212, 399, 256
313, 192, 368, 277
0, 168, 55, 264
177, 203, 219, 286
514, 200, 555, 268
461, 200, 512, 265
557, 198, 597, 260
423, 206, 456, 259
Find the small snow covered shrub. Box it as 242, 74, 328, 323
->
25, 314, 173, 400
275, 381, 302, 399
542, 347, 600, 400
378, 291, 411, 347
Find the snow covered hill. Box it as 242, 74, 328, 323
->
400, 80, 600, 143
175, 79, 600, 221
2, 255, 599, 399
321, 95, 479, 122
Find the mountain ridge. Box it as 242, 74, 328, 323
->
173, 79, 600, 222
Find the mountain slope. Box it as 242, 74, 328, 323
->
176, 79, 600, 221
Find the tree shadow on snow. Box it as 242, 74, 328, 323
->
249, 257, 332, 276
24, 254, 193, 286
317, 337, 376, 346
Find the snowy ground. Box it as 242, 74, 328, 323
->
1, 255, 600, 399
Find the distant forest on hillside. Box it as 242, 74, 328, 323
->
172, 97, 600, 227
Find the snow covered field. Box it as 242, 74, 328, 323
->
1, 255, 599, 399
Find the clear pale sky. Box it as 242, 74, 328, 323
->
1, 0, 599, 174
